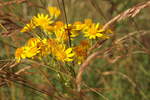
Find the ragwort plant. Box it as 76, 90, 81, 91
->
14, 6, 113, 88
15, 6, 112, 63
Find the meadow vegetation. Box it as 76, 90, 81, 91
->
0, 0, 150, 100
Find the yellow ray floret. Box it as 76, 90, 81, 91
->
73, 40, 89, 64
74, 46, 87, 64
24, 46, 40, 58
15, 47, 26, 62
26, 38, 41, 47
83, 23, 105, 39
15, 46, 40, 62
84, 18, 93, 27
73, 21, 84, 31
21, 20, 35, 32
32, 13, 53, 30
54, 22, 80, 42
54, 45, 74, 62
48, 6, 61, 18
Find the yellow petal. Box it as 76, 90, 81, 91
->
65, 48, 72, 54
98, 29, 105, 33
65, 58, 73, 62
67, 53, 75, 57
97, 33, 103, 37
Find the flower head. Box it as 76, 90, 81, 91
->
73, 21, 84, 31
54, 21, 64, 29
84, 18, 93, 27
15, 47, 26, 62
26, 38, 41, 47
83, 23, 105, 39
15, 45, 40, 62
32, 13, 53, 30
48, 7, 61, 18
21, 21, 35, 32
80, 40, 90, 49
74, 45, 87, 64
54, 23, 81, 42
24, 46, 40, 58
54, 45, 74, 62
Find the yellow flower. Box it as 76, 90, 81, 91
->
73, 40, 89, 64
24, 46, 40, 58
54, 21, 64, 29
15, 38, 42, 62
21, 21, 35, 32
44, 25, 54, 32
48, 6, 61, 18
73, 21, 84, 31
15, 47, 26, 62
84, 18, 93, 27
54, 45, 74, 62
36, 40, 49, 57
74, 45, 87, 64
36, 38, 58, 57
27, 38, 50, 57
46, 38, 58, 51
26, 38, 41, 47
54, 22, 69, 42
80, 40, 90, 49
32, 13, 53, 30
55, 29, 69, 42
15, 45, 40, 62
83, 23, 105, 39
54, 23, 80, 42
64, 24, 79, 37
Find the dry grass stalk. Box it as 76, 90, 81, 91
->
101, 71, 136, 87
88, 39, 107, 54
15, 66, 32, 75
0, 70, 59, 98
76, 51, 101, 91
0, 61, 17, 71
114, 30, 150, 44
0, 0, 26, 8
103, 0, 150, 30
76, 48, 112, 91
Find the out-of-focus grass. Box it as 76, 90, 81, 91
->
0, 0, 150, 100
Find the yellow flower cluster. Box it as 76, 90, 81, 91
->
15, 38, 40, 62
15, 6, 113, 63
15, 37, 74, 62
